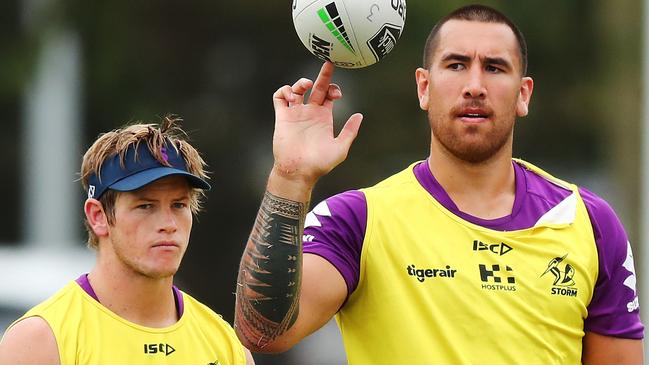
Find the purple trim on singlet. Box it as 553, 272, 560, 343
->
303, 191, 367, 295
75, 274, 185, 318
579, 189, 644, 338
413, 160, 572, 230
76, 273, 99, 301
302, 160, 644, 338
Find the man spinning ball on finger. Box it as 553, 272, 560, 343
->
235, 4, 644, 364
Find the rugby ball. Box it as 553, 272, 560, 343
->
292, 0, 406, 68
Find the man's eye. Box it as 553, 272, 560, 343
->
173, 202, 188, 209
486, 65, 502, 73
449, 63, 465, 71
137, 204, 153, 210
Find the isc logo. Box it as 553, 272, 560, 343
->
143, 343, 176, 356
473, 240, 512, 256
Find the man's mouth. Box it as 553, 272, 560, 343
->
461, 113, 487, 118
153, 242, 179, 248
458, 112, 490, 122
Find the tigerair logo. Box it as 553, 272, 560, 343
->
472, 240, 512, 256
407, 264, 457, 282
479, 264, 516, 292
540, 253, 578, 297
317, 2, 355, 54
143, 343, 175, 356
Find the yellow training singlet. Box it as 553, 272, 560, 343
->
10, 281, 246, 364
336, 161, 598, 364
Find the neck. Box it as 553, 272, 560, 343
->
429, 140, 516, 219
88, 253, 178, 328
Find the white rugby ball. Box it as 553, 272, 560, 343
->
292, 0, 406, 69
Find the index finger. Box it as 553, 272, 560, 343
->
308, 62, 335, 106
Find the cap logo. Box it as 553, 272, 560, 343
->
161, 146, 169, 163
88, 185, 96, 199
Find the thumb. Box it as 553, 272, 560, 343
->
335, 113, 363, 153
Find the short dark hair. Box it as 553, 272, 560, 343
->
422, 4, 528, 75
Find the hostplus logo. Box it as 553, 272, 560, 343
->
407, 264, 457, 283
479, 264, 516, 292
540, 253, 577, 297
317, 2, 355, 54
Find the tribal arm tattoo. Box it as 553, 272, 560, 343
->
235, 191, 307, 350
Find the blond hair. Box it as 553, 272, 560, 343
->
80, 115, 209, 248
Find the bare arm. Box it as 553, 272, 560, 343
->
582, 331, 643, 365
244, 347, 255, 365
235, 62, 361, 353
0, 317, 60, 365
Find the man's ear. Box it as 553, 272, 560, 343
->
84, 198, 109, 238
516, 76, 534, 117
415, 67, 431, 111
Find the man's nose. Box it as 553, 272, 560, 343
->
462, 67, 487, 99
158, 208, 178, 233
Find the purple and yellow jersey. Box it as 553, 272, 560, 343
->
6, 277, 246, 364
303, 160, 643, 364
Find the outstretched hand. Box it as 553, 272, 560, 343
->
271, 62, 363, 190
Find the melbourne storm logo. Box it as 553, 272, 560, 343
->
540, 253, 578, 297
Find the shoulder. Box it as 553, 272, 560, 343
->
579, 186, 620, 223
179, 292, 249, 362
310, 190, 367, 219
179, 291, 239, 333
578, 186, 632, 290
0, 316, 60, 365
0, 282, 92, 365
305, 190, 367, 242
578, 187, 627, 254
577, 187, 630, 287
304, 190, 367, 295
578, 187, 644, 338
22, 282, 87, 325
180, 291, 225, 321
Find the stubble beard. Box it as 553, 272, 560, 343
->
429, 110, 515, 164
111, 237, 181, 280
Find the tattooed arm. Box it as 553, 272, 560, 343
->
234, 62, 362, 352
235, 190, 306, 350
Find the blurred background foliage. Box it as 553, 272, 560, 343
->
0, 0, 642, 363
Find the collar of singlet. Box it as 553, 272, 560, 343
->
75, 273, 185, 318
